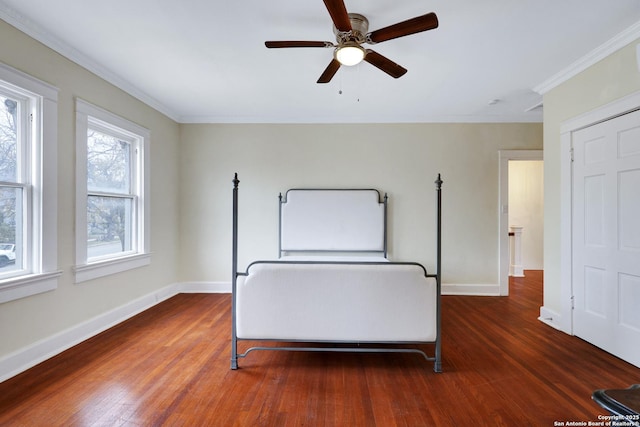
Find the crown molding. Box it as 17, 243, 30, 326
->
0, 2, 180, 122
534, 20, 640, 95
178, 112, 543, 124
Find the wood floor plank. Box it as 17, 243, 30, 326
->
1, 272, 639, 426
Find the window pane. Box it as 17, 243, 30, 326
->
0, 186, 22, 273
87, 129, 131, 194
0, 95, 18, 183
87, 196, 133, 259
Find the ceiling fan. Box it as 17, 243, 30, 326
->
265, 0, 439, 83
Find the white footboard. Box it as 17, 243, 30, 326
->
236, 262, 437, 342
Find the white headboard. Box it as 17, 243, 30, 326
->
279, 189, 387, 255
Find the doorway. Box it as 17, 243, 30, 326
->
499, 150, 543, 296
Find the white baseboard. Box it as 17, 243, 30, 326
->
538, 306, 566, 332
442, 283, 500, 296
0, 283, 181, 383
180, 281, 230, 293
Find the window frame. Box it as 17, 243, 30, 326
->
0, 62, 60, 303
74, 99, 150, 283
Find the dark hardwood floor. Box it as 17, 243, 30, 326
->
1, 271, 639, 426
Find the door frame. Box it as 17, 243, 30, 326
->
498, 150, 543, 296
559, 89, 640, 335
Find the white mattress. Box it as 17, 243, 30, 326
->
236, 261, 437, 343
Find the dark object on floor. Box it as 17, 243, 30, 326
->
592, 384, 640, 426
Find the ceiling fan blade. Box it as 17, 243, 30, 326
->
364, 50, 407, 79
265, 41, 334, 48
317, 59, 341, 83
367, 12, 438, 44
322, 0, 352, 32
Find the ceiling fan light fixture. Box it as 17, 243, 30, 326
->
335, 43, 365, 66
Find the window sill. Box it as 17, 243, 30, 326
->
74, 253, 151, 284
0, 271, 62, 304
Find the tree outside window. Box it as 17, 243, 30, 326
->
86, 127, 135, 259
0, 95, 18, 270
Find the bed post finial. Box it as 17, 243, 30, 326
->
435, 173, 443, 190
233, 173, 240, 188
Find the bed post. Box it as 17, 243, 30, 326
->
278, 192, 283, 258
434, 173, 443, 373
383, 193, 388, 258
231, 173, 240, 370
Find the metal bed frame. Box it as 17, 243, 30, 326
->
230, 173, 443, 372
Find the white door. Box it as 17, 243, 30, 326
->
572, 109, 640, 368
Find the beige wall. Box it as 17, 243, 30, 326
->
0, 21, 181, 357
542, 39, 640, 314
179, 123, 542, 287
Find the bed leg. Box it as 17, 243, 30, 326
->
433, 333, 442, 372
231, 355, 238, 370
231, 334, 238, 370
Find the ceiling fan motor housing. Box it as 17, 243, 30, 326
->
333, 13, 369, 44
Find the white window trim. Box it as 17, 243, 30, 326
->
74, 99, 150, 283
0, 62, 61, 304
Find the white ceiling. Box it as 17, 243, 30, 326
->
2, 0, 640, 123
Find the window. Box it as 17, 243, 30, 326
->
0, 62, 59, 303
75, 99, 150, 283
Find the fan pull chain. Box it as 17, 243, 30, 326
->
357, 64, 361, 102
336, 67, 362, 102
